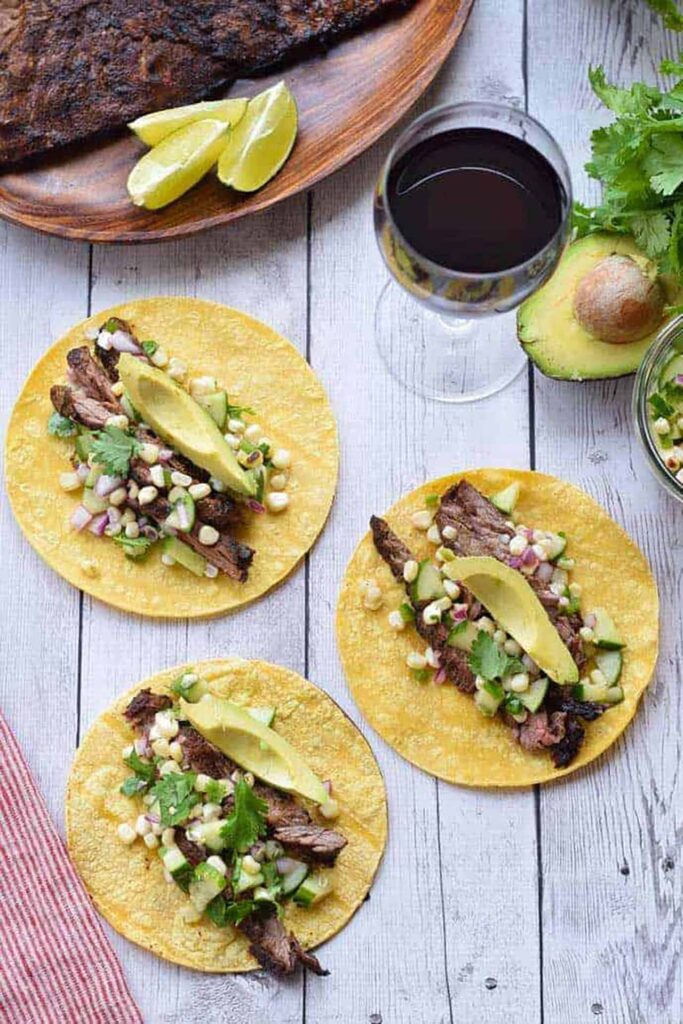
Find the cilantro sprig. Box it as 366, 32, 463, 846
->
90, 425, 141, 476
573, 59, 683, 276
220, 779, 268, 853
468, 631, 523, 681
150, 771, 198, 827
205, 896, 259, 928
120, 749, 156, 797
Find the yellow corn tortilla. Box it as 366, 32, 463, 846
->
337, 469, 659, 787
5, 297, 338, 618
66, 658, 387, 973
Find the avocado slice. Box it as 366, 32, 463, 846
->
447, 555, 579, 684
180, 695, 329, 805
517, 234, 681, 381
117, 354, 255, 496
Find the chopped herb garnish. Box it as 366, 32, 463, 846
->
399, 602, 416, 623
469, 631, 523, 681
504, 695, 525, 716
113, 534, 154, 560
424, 494, 439, 508
47, 411, 78, 437
411, 667, 431, 684
261, 860, 283, 899
120, 776, 150, 797
170, 672, 198, 701
226, 399, 256, 420
141, 340, 158, 357
90, 425, 141, 476
649, 392, 675, 418
150, 771, 198, 826
447, 620, 468, 645
120, 749, 156, 796
220, 779, 268, 853
205, 896, 258, 928
254, 468, 265, 503
103, 318, 120, 333
205, 779, 227, 804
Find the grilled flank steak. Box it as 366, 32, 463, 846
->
0, 0, 413, 167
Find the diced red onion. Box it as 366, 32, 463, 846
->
452, 605, 468, 622
110, 330, 142, 354
134, 737, 149, 756
524, 528, 534, 541
144, 813, 160, 825
70, 505, 92, 531
584, 613, 597, 629
521, 546, 537, 565
157, 449, 173, 463
677, 374, 683, 386
248, 499, 266, 514
142, 525, 158, 541
536, 561, 554, 583
75, 462, 90, 482
508, 556, 523, 569
95, 474, 123, 497
88, 512, 108, 536
434, 667, 448, 685
276, 858, 302, 876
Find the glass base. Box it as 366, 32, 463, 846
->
375, 280, 528, 403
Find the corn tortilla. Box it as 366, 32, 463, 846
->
337, 469, 659, 787
5, 297, 338, 618
66, 658, 387, 972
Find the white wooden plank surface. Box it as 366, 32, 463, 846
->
1, 1, 680, 1022
529, 4, 682, 1023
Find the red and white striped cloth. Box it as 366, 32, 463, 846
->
0, 710, 143, 1024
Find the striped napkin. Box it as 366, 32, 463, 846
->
0, 710, 143, 1024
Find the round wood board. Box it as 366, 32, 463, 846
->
0, 0, 473, 244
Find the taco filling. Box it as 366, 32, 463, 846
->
47, 316, 296, 581
368, 480, 625, 769
117, 677, 346, 976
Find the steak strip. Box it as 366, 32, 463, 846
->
369, 515, 476, 693
239, 909, 328, 976
123, 688, 172, 729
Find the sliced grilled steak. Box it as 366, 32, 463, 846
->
0, 0, 413, 169
369, 515, 476, 693
66, 346, 122, 408
51, 384, 117, 431
135, 426, 211, 485
239, 910, 327, 976
255, 784, 311, 829
175, 827, 206, 868
129, 458, 243, 533
124, 689, 172, 730
550, 716, 585, 768
178, 724, 236, 779
513, 710, 567, 751
272, 824, 347, 866
436, 481, 586, 668
546, 685, 606, 722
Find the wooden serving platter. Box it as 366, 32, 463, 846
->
0, 0, 473, 244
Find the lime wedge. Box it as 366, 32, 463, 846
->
127, 119, 229, 211
217, 81, 297, 193
128, 98, 248, 147
181, 695, 328, 805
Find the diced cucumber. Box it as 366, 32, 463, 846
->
158, 844, 193, 891
75, 432, 93, 461
85, 465, 102, 488
232, 857, 264, 895
253, 886, 279, 905
187, 820, 226, 852
594, 650, 623, 686
490, 482, 520, 515
165, 492, 196, 533
572, 681, 624, 705
121, 392, 140, 423
659, 352, 683, 390
170, 672, 210, 702
474, 681, 505, 717
82, 487, 108, 514
447, 620, 479, 652
591, 608, 625, 650
293, 870, 333, 908
197, 390, 229, 431
162, 536, 207, 577
544, 532, 567, 562
248, 706, 276, 728
189, 862, 227, 912
518, 676, 549, 713
411, 560, 445, 603
280, 862, 309, 896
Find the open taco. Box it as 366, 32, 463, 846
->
337, 469, 659, 787
66, 659, 386, 974
5, 297, 337, 618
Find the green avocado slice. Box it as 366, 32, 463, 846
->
517, 234, 681, 381
447, 555, 579, 684
118, 354, 255, 496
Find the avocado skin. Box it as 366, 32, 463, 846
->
517, 233, 682, 381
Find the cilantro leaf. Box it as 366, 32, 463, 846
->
205, 896, 258, 928
150, 771, 198, 826
649, 392, 675, 417
48, 412, 78, 437
90, 425, 141, 476
645, 135, 683, 195
468, 631, 523, 681
399, 602, 416, 623
220, 779, 268, 853
206, 779, 228, 804
121, 749, 156, 796
121, 776, 150, 797
141, 340, 158, 356
226, 399, 256, 420
644, 0, 683, 32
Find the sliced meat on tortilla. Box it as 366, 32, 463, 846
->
239, 909, 328, 976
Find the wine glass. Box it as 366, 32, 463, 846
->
373, 102, 573, 403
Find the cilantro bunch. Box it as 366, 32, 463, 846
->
573, 59, 683, 278
644, 0, 683, 31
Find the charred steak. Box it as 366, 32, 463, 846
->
0, 0, 413, 168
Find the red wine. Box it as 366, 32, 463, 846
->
386, 128, 565, 274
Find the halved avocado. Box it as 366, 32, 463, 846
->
517, 234, 682, 381
446, 555, 579, 684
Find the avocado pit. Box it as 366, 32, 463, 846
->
573, 254, 665, 345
